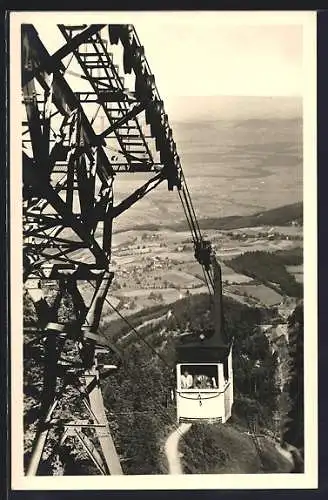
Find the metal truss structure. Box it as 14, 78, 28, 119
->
22, 23, 215, 475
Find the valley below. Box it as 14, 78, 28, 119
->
23, 107, 306, 475
96, 206, 303, 328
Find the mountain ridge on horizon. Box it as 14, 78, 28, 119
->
165, 95, 302, 122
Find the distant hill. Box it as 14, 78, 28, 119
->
166, 95, 302, 123
121, 202, 302, 234
169, 202, 303, 232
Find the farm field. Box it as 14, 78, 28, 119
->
103, 223, 302, 316
286, 265, 303, 284
227, 283, 283, 307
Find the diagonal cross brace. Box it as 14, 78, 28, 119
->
23, 153, 110, 269
53, 25, 106, 62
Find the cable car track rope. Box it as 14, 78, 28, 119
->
21, 23, 266, 475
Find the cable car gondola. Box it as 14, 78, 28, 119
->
174, 245, 234, 424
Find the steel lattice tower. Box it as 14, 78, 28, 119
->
22, 24, 183, 475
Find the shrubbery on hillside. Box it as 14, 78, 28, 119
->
103, 344, 175, 474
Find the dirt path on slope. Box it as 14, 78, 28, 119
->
165, 423, 192, 475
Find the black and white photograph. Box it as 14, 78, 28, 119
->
10, 10, 317, 490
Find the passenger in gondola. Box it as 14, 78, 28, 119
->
211, 376, 218, 388
194, 374, 209, 389
181, 368, 193, 389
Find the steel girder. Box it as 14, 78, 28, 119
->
21, 23, 183, 476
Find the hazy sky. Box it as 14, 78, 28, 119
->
31, 12, 305, 100
135, 22, 303, 98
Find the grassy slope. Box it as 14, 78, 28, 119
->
24, 286, 292, 474
181, 423, 292, 474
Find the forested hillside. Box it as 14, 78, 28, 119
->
99, 292, 285, 473
172, 202, 302, 232
23, 287, 303, 474
227, 249, 303, 298
25, 295, 288, 474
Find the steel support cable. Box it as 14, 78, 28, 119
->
179, 186, 215, 294
180, 172, 203, 238
38, 241, 207, 474
86, 279, 173, 370
85, 289, 213, 474
177, 189, 198, 247
181, 188, 202, 244
179, 173, 201, 235
176, 185, 200, 243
